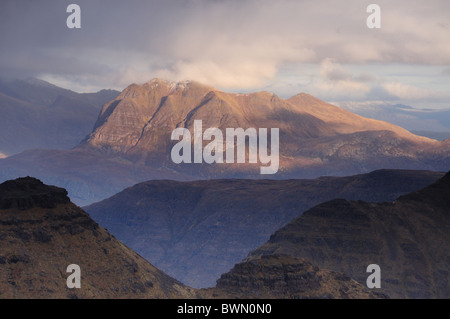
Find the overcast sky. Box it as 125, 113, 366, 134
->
1, 0, 449, 108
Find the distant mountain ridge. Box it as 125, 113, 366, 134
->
0, 77, 119, 155
337, 101, 450, 140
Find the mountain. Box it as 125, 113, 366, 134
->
1, 79, 449, 205
0, 177, 194, 298
0, 177, 388, 299
201, 254, 387, 299
247, 171, 450, 298
337, 102, 450, 140
0, 77, 119, 155
84, 169, 444, 288
81, 79, 444, 175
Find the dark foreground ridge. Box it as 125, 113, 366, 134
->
0, 176, 385, 299
0, 177, 194, 298
248, 171, 450, 298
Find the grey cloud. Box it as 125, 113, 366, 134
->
1, 0, 449, 92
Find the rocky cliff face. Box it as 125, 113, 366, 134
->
202, 254, 387, 299
247, 171, 450, 298
84, 169, 444, 288
0, 177, 194, 298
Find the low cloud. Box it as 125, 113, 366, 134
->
290, 60, 450, 104
320, 59, 351, 81
304, 59, 372, 100
381, 82, 435, 100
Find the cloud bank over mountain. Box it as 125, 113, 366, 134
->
1, 0, 449, 107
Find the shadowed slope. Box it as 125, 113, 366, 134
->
247, 172, 450, 298
0, 177, 195, 298
84, 169, 444, 288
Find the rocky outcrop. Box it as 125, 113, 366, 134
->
202, 254, 387, 299
0, 177, 70, 210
